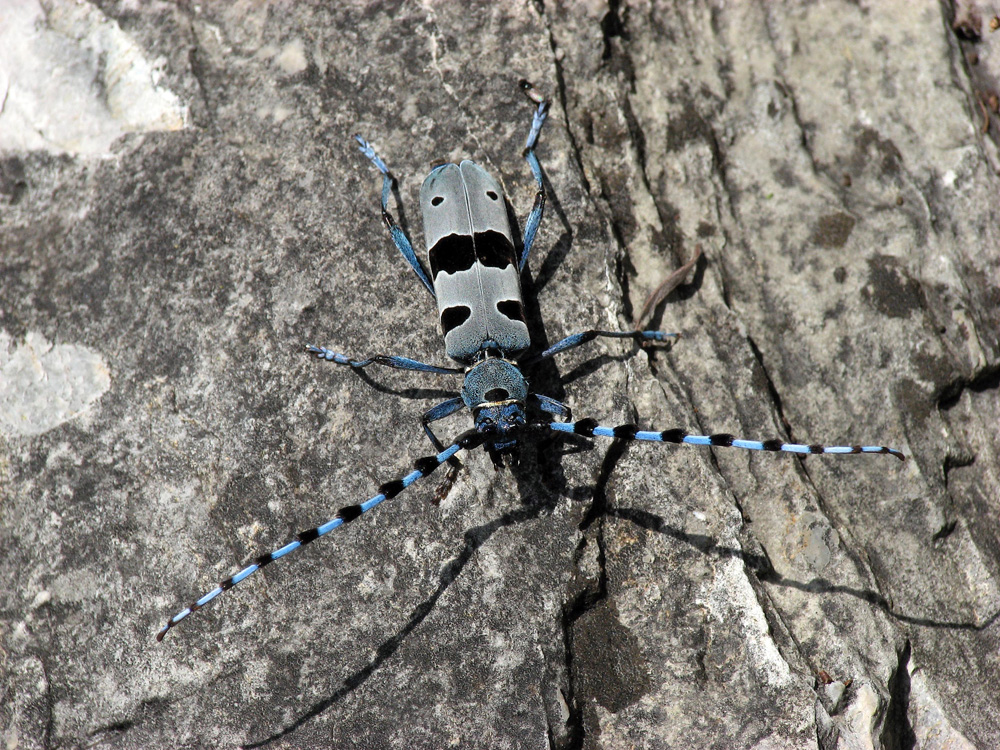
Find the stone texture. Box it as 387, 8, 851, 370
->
1, 1, 998, 748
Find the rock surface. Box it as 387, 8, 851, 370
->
2, 2, 998, 749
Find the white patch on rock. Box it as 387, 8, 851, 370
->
909, 665, 976, 749
837, 681, 880, 750
273, 38, 308, 75
707, 556, 792, 688
0, 331, 111, 436
0, 0, 188, 155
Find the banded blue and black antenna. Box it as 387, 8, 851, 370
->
355, 136, 436, 297
539, 418, 905, 460
156, 430, 486, 641
518, 79, 550, 271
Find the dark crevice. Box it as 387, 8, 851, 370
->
538, 9, 592, 197
759, 9, 822, 180
89, 719, 135, 738
815, 702, 838, 750
0, 156, 28, 205
602, 193, 638, 325
178, 4, 216, 127
600, 0, 627, 61
40, 656, 53, 750
931, 518, 957, 544
186, 44, 213, 126
558, 555, 591, 750
599, 0, 635, 84
716, 259, 734, 310
613, 237, 636, 325
558, 435, 629, 750
883, 640, 916, 750
774, 77, 821, 178
943, 451, 975, 483
745, 334, 794, 441
936, 362, 1000, 410
936, 452, 973, 546
532, 13, 631, 675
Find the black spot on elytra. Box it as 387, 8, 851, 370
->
430, 234, 476, 276
440, 306, 472, 334
474, 230, 516, 269
496, 300, 525, 324
431, 196, 444, 206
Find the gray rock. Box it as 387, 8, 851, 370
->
2, 2, 997, 748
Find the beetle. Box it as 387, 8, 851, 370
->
156, 81, 903, 641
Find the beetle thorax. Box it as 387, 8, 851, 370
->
461, 357, 528, 464
461, 357, 528, 410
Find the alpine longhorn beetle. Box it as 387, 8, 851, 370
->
156, 81, 904, 641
